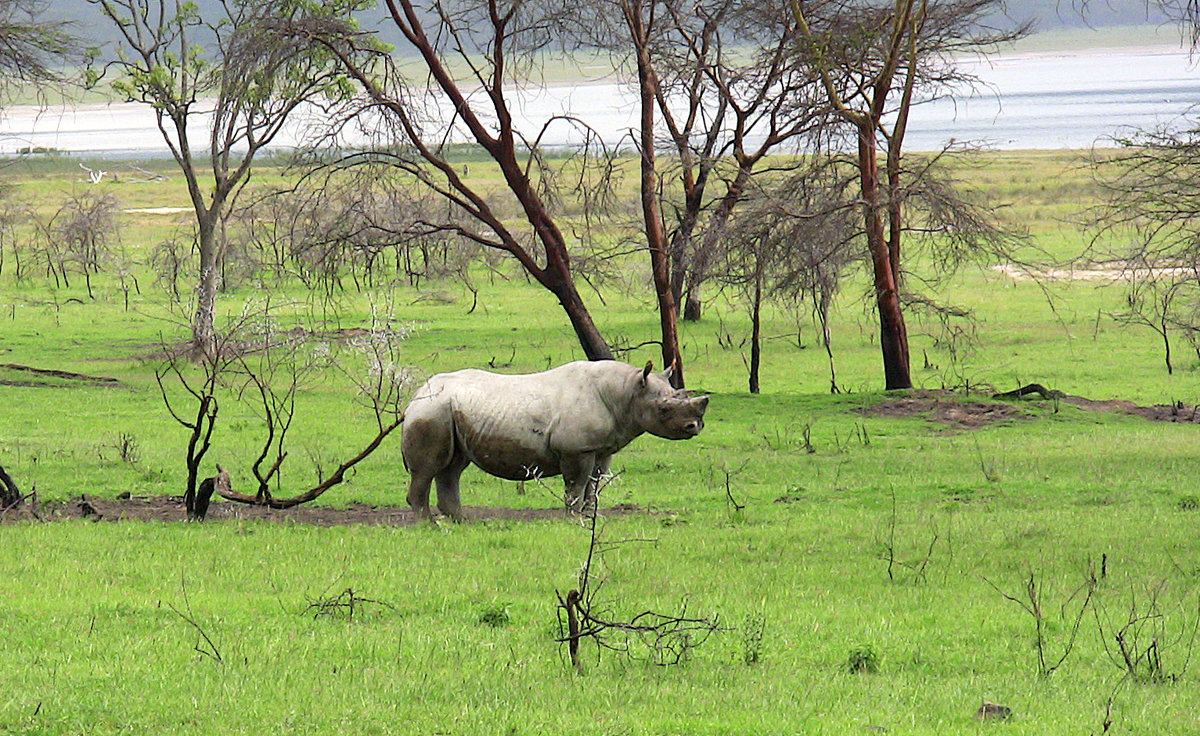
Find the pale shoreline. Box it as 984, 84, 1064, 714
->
0, 36, 1195, 156
2, 38, 1192, 119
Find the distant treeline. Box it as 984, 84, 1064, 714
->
998, 0, 1170, 28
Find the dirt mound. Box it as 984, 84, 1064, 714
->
4, 495, 642, 525
862, 391, 1025, 430
1061, 396, 1200, 423
864, 389, 1200, 430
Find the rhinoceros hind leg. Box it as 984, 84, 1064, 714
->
406, 472, 435, 520
402, 410, 456, 521
435, 456, 470, 522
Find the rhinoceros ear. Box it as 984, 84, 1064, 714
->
692, 395, 710, 413
662, 363, 675, 382
642, 361, 654, 382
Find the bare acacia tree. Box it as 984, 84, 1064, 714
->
244, 162, 491, 297
1075, 0, 1200, 372
45, 190, 122, 300
1094, 576, 1200, 684
985, 564, 1097, 678
1089, 127, 1200, 373
789, 0, 1030, 389
216, 310, 413, 509
0, 185, 32, 281
0, 0, 76, 103
157, 300, 413, 516
286, 0, 618, 361
718, 163, 859, 393
156, 324, 243, 519
578, 0, 828, 385
91, 0, 369, 353
557, 493, 722, 671
648, 0, 830, 317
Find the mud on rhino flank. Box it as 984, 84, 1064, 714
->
862, 393, 1025, 431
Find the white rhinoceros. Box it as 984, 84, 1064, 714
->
400, 360, 709, 520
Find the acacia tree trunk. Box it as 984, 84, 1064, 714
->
304, 0, 615, 364
856, 121, 911, 390
626, 0, 684, 386
749, 263, 762, 394
0, 465, 22, 508
192, 214, 220, 351
669, 188, 705, 322
541, 265, 614, 362
489, 120, 614, 362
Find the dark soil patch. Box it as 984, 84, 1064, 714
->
1061, 395, 1200, 423
2, 494, 642, 526
862, 391, 1025, 430
864, 389, 1200, 429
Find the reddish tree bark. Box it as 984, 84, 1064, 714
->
301, 0, 614, 362
790, 0, 1027, 390
855, 121, 912, 390
789, 0, 922, 389
623, 0, 685, 385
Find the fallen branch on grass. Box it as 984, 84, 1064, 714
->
304, 587, 394, 619
0, 363, 120, 386
214, 416, 403, 509
992, 383, 1065, 401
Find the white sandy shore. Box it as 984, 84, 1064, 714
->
0, 42, 1194, 155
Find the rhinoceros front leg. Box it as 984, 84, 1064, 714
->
562, 453, 609, 513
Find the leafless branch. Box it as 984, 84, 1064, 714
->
556, 482, 722, 670
166, 573, 222, 664
985, 563, 1096, 677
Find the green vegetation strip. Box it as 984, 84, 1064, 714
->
1, 150, 1199, 734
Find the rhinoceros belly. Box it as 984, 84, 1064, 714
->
451, 405, 562, 481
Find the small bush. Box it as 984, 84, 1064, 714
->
845, 645, 880, 674
478, 603, 511, 627
741, 613, 766, 665
114, 432, 140, 464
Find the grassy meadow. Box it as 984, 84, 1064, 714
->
2, 149, 1200, 735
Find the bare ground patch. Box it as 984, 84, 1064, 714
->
862, 389, 1200, 430
992, 261, 1192, 282
1061, 396, 1200, 423
862, 390, 1026, 430
0, 363, 122, 388
1, 494, 643, 525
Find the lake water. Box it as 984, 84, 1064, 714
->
1, 45, 1196, 158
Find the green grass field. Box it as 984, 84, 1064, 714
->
2, 149, 1200, 734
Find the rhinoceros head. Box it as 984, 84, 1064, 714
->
634, 362, 709, 440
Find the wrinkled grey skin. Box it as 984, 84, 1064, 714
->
401, 360, 709, 521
